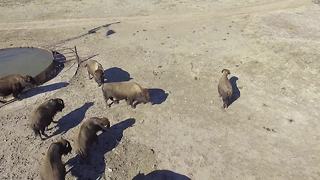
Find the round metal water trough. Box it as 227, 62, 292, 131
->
0, 47, 65, 85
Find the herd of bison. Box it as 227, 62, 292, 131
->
0, 58, 235, 179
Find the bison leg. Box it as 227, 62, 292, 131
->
126, 98, 134, 107
132, 101, 141, 108
103, 95, 113, 108
114, 99, 120, 104
40, 129, 49, 139
0, 97, 7, 103
110, 97, 119, 104
107, 97, 116, 107
13, 92, 22, 101
88, 71, 93, 79
222, 98, 229, 108
33, 129, 41, 139
130, 99, 137, 109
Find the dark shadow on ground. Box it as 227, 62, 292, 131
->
148, 88, 168, 105
34, 51, 66, 85
229, 76, 240, 106
104, 67, 132, 82
106, 29, 116, 37
21, 82, 69, 99
67, 118, 136, 180
132, 170, 191, 180
52, 102, 94, 136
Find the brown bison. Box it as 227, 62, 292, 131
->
85, 60, 104, 86
102, 81, 150, 108
218, 69, 233, 108
0, 74, 36, 101
40, 138, 72, 180
77, 117, 110, 159
30, 98, 65, 140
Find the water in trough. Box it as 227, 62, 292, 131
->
0, 47, 53, 77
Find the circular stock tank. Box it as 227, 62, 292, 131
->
0, 47, 65, 85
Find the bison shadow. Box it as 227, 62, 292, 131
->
104, 67, 132, 83
68, 118, 136, 180
21, 82, 69, 99
132, 170, 191, 180
52, 102, 94, 136
229, 76, 240, 106
148, 88, 168, 105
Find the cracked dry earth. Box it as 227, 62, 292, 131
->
0, 0, 320, 179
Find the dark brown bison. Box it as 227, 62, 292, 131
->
77, 117, 110, 159
0, 74, 36, 101
30, 98, 65, 140
40, 138, 72, 180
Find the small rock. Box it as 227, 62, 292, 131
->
153, 71, 158, 76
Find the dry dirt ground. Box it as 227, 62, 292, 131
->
0, 0, 320, 179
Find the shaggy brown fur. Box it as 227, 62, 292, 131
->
40, 138, 72, 180
218, 69, 233, 108
77, 117, 110, 158
85, 60, 104, 86
102, 81, 150, 108
30, 98, 65, 140
0, 74, 36, 101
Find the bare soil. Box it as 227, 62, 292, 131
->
0, 0, 320, 179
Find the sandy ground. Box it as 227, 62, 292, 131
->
0, 0, 320, 179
